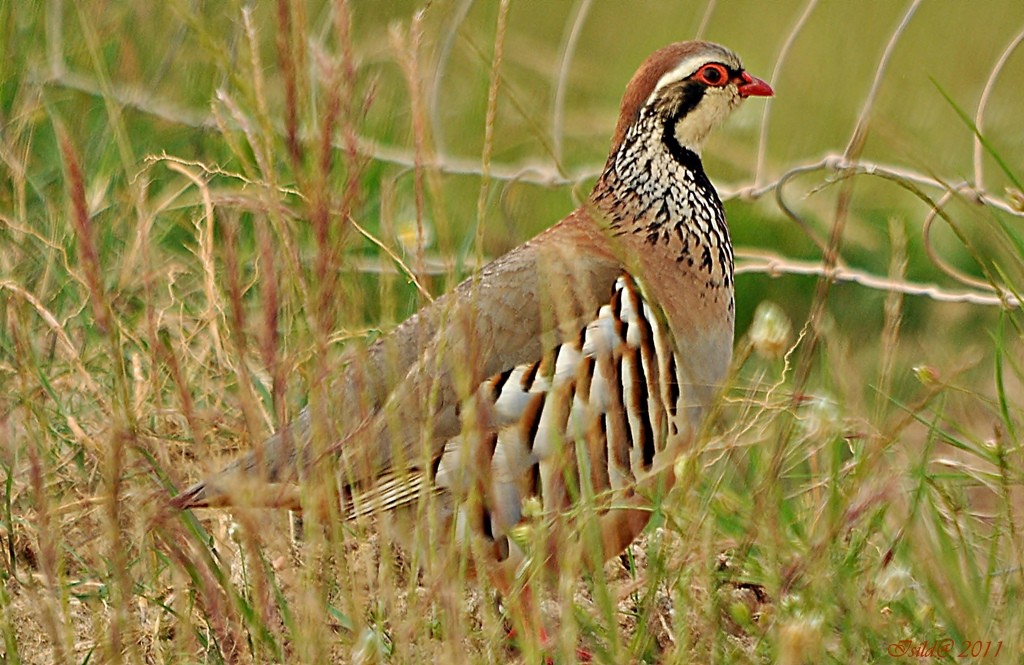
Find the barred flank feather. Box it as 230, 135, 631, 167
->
343, 275, 690, 561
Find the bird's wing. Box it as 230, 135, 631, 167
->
170, 210, 623, 509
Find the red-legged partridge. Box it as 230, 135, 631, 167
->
171, 38, 772, 624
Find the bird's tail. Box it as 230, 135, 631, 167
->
169, 415, 311, 510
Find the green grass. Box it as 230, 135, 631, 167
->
2, 1, 1023, 663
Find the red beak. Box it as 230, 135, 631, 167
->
737, 71, 774, 98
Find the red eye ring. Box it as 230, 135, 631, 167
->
695, 63, 729, 87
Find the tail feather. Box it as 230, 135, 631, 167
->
170, 414, 311, 510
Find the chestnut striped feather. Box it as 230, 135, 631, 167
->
344, 275, 691, 560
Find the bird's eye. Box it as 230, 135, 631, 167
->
695, 63, 729, 87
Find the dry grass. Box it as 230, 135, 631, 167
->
2, 1, 1023, 663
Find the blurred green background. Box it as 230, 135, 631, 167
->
4, 0, 1021, 339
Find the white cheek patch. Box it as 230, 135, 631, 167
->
672, 87, 740, 153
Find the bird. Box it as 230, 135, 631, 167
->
170, 39, 772, 642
